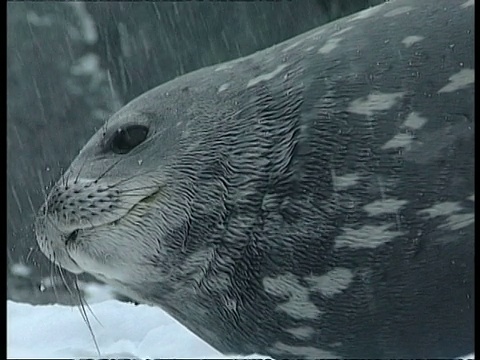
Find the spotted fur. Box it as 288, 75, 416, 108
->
36, 0, 474, 358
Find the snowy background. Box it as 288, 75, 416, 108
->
7, 282, 270, 359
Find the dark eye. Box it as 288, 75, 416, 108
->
110, 125, 148, 154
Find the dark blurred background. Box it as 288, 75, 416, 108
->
7, 0, 384, 305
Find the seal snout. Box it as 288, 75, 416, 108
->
34, 212, 84, 275
41, 178, 160, 231
35, 175, 163, 274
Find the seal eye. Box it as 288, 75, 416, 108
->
110, 125, 148, 154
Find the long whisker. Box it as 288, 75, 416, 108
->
76, 281, 102, 326
116, 186, 161, 194
74, 155, 89, 185
94, 158, 123, 184
113, 193, 159, 198
58, 265, 74, 299
74, 279, 101, 357
50, 258, 59, 303
36, 168, 48, 200
105, 169, 159, 190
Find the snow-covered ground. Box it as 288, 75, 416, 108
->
6, 283, 474, 359
7, 299, 229, 358
7, 282, 268, 359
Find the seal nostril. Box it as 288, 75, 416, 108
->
65, 230, 79, 245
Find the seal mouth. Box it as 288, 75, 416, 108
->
64, 187, 162, 245
65, 229, 79, 245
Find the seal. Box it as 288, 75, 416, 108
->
35, 0, 474, 358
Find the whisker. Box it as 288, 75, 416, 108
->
113, 193, 159, 197
60, 167, 67, 188
36, 168, 48, 200
101, 205, 135, 213
106, 169, 159, 190
25, 246, 36, 263
116, 187, 160, 195
74, 279, 101, 357
50, 255, 60, 302
74, 155, 89, 185
75, 278, 102, 325
64, 167, 72, 189
48, 217, 66, 234
95, 158, 123, 184
58, 266, 74, 299
85, 217, 97, 230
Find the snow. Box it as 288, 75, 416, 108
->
7, 300, 223, 358
7, 283, 268, 359
6, 283, 474, 359
69, 2, 98, 45
10, 262, 32, 278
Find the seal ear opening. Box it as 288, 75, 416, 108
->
107, 124, 149, 154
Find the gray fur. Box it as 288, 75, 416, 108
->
35, 0, 474, 358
